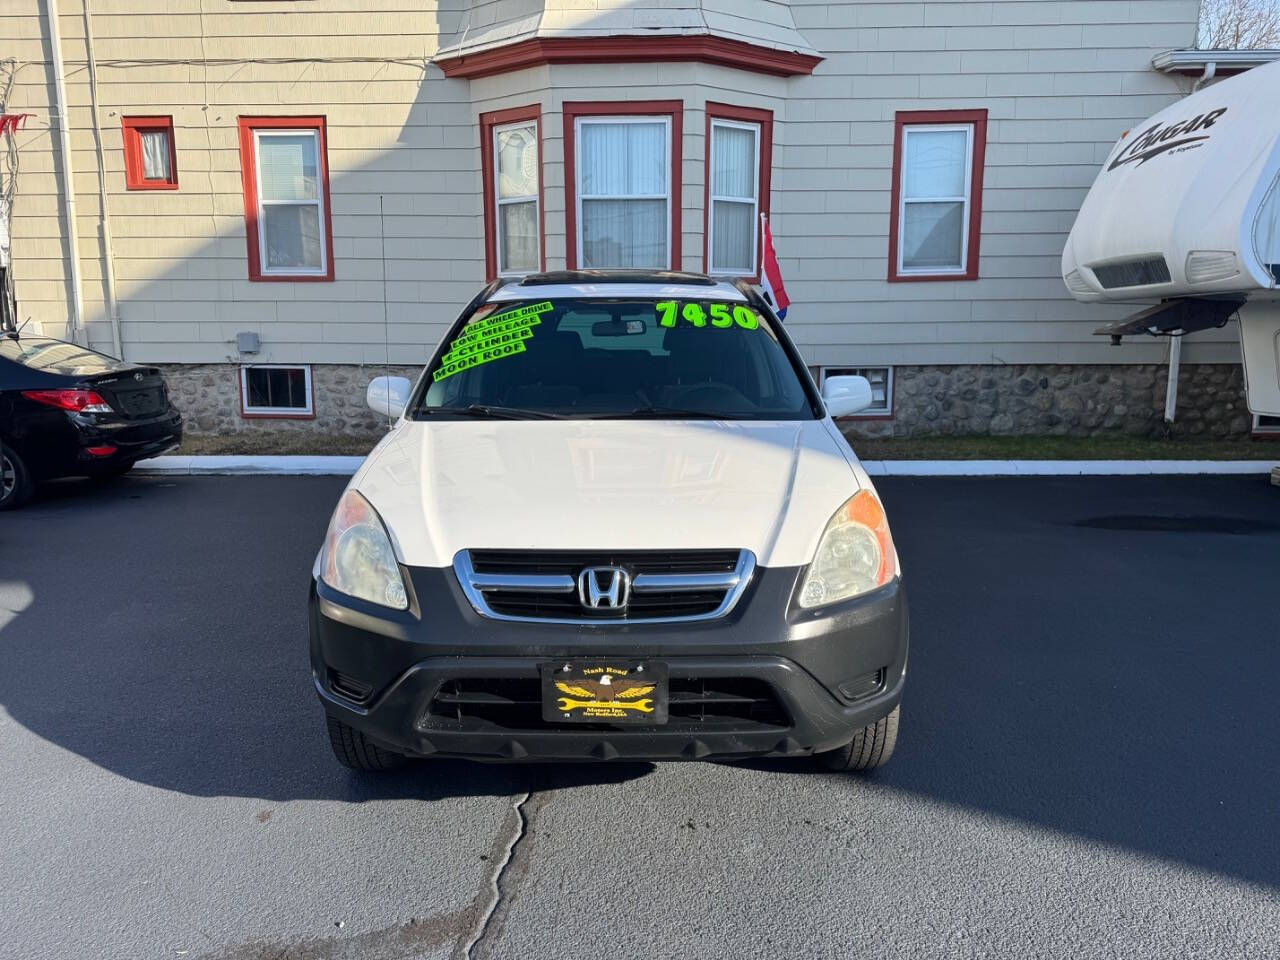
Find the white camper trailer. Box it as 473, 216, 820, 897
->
1062, 59, 1280, 417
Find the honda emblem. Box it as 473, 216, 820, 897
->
577, 566, 631, 611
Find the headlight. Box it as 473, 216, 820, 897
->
797, 489, 898, 609
320, 490, 409, 610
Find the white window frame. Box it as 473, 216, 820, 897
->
707, 118, 761, 277
820, 366, 894, 416
492, 119, 540, 277
252, 128, 328, 278
1253, 413, 1280, 434
897, 123, 974, 277
574, 115, 673, 270
240, 364, 314, 417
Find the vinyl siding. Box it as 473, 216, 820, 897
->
2, 0, 1221, 369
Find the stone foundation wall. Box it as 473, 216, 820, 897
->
844, 363, 1251, 440
160, 361, 1251, 440
161, 363, 421, 440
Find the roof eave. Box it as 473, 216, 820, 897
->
1152, 48, 1280, 75
434, 34, 823, 80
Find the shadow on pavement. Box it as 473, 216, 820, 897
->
1, 473, 1278, 888
0, 475, 651, 802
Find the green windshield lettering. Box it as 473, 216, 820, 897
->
433, 340, 527, 382
440, 325, 535, 365
653, 300, 762, 330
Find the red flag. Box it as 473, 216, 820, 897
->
760, 214, 790, 320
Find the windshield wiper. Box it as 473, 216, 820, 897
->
419, 404, 567, 420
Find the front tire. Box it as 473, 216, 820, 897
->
0, 445, 34, 511
325, 714, 406, 771
817, 705, 900, 771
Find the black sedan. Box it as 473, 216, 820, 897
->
0, 333, 182, 509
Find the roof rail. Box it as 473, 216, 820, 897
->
518, 269, 717, 287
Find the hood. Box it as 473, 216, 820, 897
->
353, 419, 863, 569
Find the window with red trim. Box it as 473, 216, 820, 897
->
237, 116, 334, 282
564, 101, 683, 270
122, 116, 178, 190
704, 103, 772, 279
481, 105, 544, 280
888, 109, 987, 282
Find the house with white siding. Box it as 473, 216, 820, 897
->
1, 0, 1263, 439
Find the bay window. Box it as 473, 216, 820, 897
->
238, 117, 334, 282
888, 109, 987, 282
564, 102, 683, 270
705, 103, 772, 278
481, 105, 543, 278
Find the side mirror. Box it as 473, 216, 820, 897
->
822, 375, 874, 418
367, 375, 411, 419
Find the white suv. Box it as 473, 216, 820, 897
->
310, 271, 907, 772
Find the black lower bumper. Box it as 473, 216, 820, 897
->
310, 564, 908, 762
19, 408, 182, 480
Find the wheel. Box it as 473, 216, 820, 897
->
0, 445, 34, 511
325, 714, 406, 771
817, 705, 900, 772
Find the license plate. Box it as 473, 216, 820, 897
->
541, 661, 668, 724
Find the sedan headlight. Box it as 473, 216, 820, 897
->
320, 490, 409, 610
797, 489, 898, 609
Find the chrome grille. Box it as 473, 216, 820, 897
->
453, 549, 755, 624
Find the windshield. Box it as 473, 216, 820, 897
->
415, 297, 815, 420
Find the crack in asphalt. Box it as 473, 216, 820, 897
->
459, 789, 534, 960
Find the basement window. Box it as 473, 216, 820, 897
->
820, 366, 893, 416
1253, 414, 1280, 435
240, 364, 314, 418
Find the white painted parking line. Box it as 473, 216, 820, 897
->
134, 454, 1277, 478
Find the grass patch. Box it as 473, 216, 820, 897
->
178, 432, 378, 457
846, 433, 1279, 461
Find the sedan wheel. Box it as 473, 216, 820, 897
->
0, 447, 34, 510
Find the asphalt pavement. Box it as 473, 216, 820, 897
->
1, 472, 1278, 959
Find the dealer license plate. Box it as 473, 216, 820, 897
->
540, 661, 668, 724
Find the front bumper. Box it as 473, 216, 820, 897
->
309, 564, 908, 762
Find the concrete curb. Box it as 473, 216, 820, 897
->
133, 455, 1278, 478
860, 459, 1276, 477
134, 455, 367, 476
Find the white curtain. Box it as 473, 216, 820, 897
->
500, 202, 538, 273
582, 199, 666, 268
711, 122, 758, 273
712, 125, 755, 199
579, 120, 668, 267
712, 201, 753, 273
139, 129, 171, 181
580, 121, 666, 196
902, 127, 968, 270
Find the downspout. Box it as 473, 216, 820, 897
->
1192, 60, 1217, 93
82, 0, 122, 358
46, 0, 86, 344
